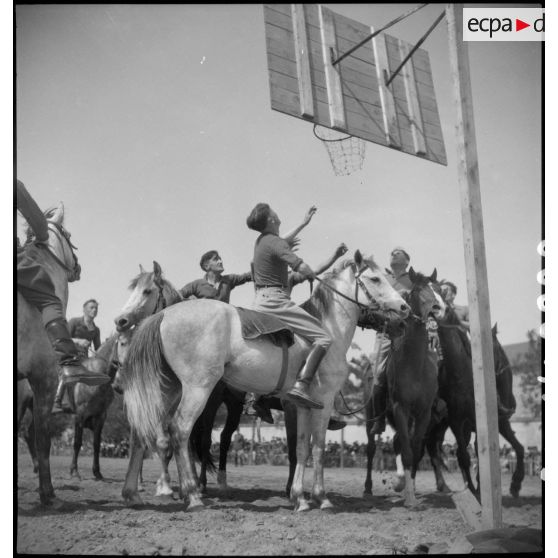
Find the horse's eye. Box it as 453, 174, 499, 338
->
370, 277, 381, 283
143, 289, 153, 295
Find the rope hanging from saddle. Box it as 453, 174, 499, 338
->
334, 321, 388, 417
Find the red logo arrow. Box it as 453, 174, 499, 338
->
516, 18, 530, 31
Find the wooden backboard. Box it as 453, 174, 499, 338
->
264, 4, 447, 165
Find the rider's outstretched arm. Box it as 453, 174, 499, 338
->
282, 206, 317, 245
313, 243, 348, 276
16, 180, 49, 242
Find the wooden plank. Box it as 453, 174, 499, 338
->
264, 6, 293, 32
446, 3, 502, 529
291, 4, 314, 118
319, 5, 346, 129
398, 39, 426, 156
372, 30, 401, 148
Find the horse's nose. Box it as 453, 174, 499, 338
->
115, 316, 130, 332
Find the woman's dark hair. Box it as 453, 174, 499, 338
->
246, 203, 271, 232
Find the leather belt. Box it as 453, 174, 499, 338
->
255, 284, 286, 290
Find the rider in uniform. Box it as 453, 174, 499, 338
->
246, 202, 332, 410
16, 179, 110, 413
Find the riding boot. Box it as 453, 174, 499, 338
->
368, 382, 387, 436
45, 318, 110, 386
284, 345, 326, 410
51, 378, 73, 414
327, 416, 347, 431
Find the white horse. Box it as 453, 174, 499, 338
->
17, 204, 81, 506
120, 251, 410, 511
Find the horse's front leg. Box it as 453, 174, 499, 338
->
310, 408, 334, 510
32, 385, 58, 507
426, 420, 451, 493
363, 422, 377, 497
290, 406, 312, 512
122, 429, 147, 506
283, 399, 298, 498
92, 415, 106, 480
499, 417, 525, 498
70, 418, 83, 479
217, 399, 243, 494
392, 402, 418, 507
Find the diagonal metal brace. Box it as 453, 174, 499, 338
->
384, 10, 446, 87
331, 4, 428, 66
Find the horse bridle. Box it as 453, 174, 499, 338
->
44, 222, 81, 280
314, 262, 382, 312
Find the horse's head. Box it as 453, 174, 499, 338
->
408, 267, 446, 322
350, 250, 410, 320
114, 261, 181, 332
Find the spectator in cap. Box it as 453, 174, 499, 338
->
179, 250, 252, 303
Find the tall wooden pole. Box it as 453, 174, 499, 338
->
446, 4, 502, 529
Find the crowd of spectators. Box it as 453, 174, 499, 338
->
36, 432, 541, 476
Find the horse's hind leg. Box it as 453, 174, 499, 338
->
122, 429, 147, 506
453, 423, 477, 498
70, 419, 83, 479
499, 418, 525, 498
155, 426, 174, 497
410, 410, 432, 505
170, 385, 217, 511
92, 416, 106, 480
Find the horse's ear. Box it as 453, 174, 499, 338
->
409, 266, 417, 282
153, 261, 162, 279
49, 202, 65, 225
354, 250, 363, 267
430, 268, 438, 283
139, 264, 145, 274
492, 322, 498, 335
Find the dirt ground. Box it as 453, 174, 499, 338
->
16, 452, 542, 555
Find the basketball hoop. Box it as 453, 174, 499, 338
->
313, 125, 366, 176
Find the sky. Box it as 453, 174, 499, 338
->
15, 3, 542, 350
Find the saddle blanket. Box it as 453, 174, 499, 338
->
235, 307, 295, 348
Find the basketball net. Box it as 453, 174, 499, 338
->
313, 125, 366, 176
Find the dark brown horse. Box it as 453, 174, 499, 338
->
68, 334, 123, 480
362, 269, 445, 507
432, 306, 525, 499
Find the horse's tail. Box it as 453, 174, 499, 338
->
122, 313, 170, 445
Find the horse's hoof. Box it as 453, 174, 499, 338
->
70, 471, 81, 480
123, 493, 144, 507
294, 500, 311, 513
510, 486, 520, 499
138, 484, 145, 493
156, 485, 174, 497
43, 497, 65, 510
362, 491, 374, 500
187, 497, 205, 511
320, 500, 334, 512
437, 484, 451, 494
94, 474, 104, 481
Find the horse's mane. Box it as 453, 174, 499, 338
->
128, 271, 183, 306
301, 256, 380, 320
22, 206, 59, 246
